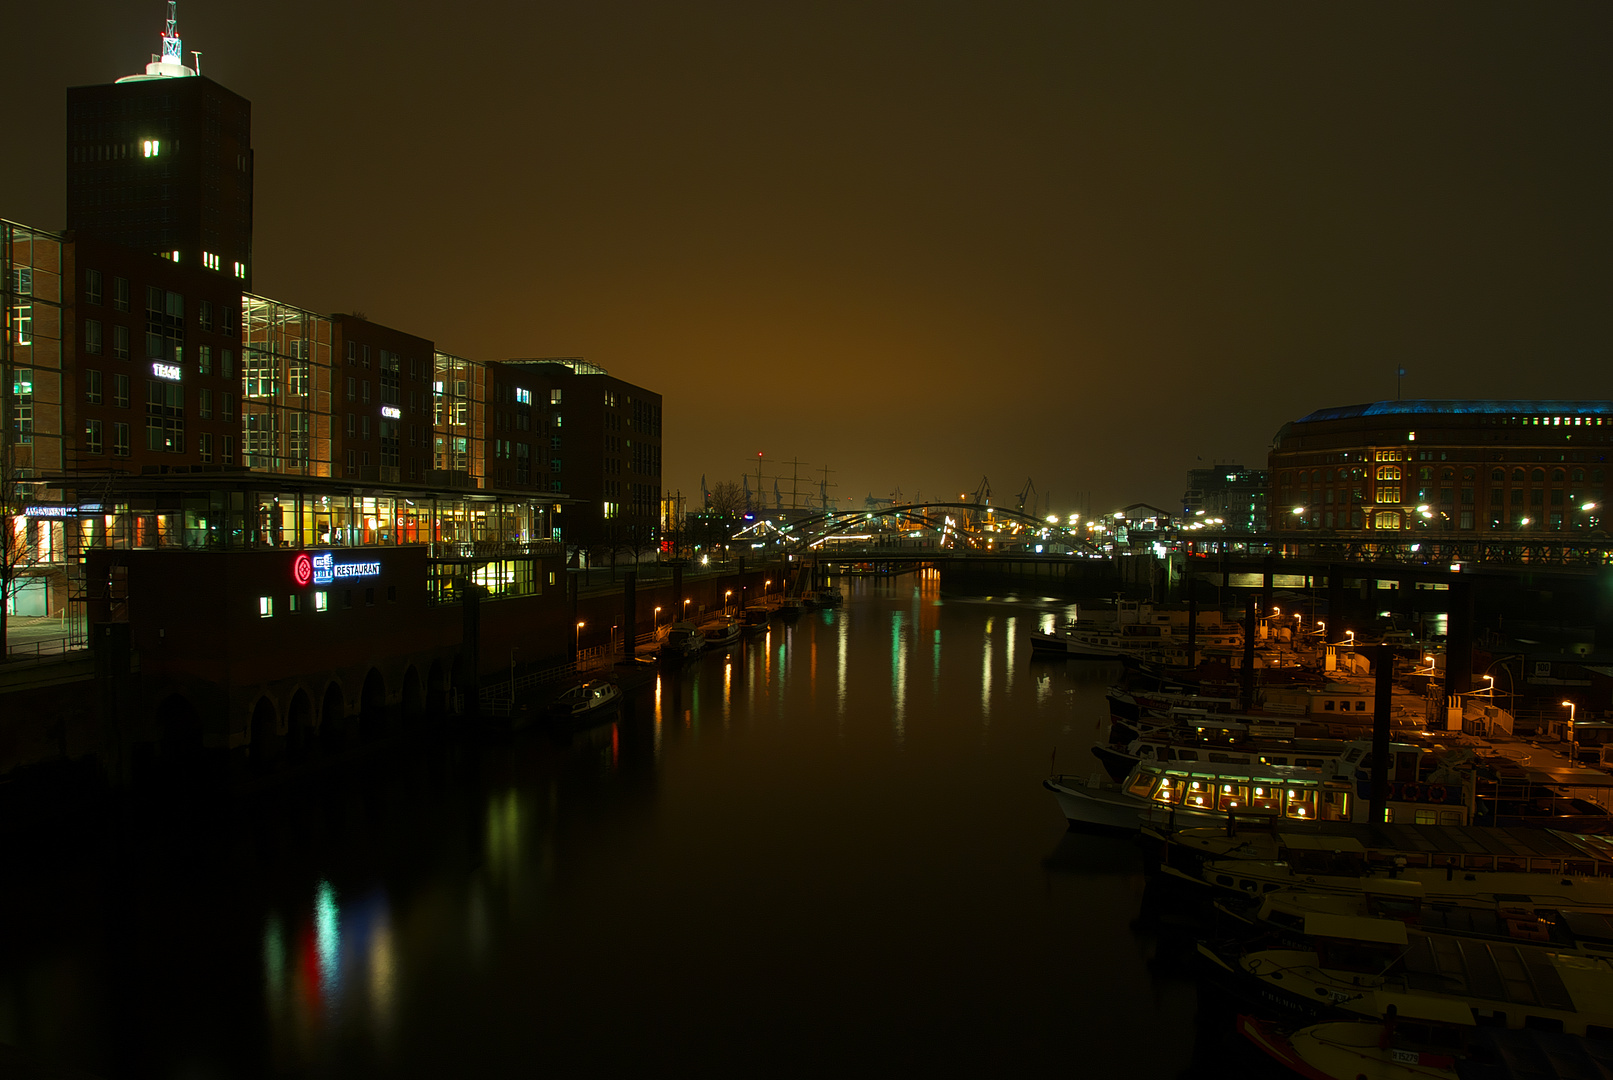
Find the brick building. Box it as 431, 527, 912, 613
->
1269, 400, 1612, 535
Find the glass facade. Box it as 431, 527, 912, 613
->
3, 221, 64, 478
242, 295, 335, 476
432, 351, 485, 488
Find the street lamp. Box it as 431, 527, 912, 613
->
1563, 700, 1578, 764
724, 589, 733, 616
683, 598, 692, 620
654, 605, 662, 630
576, 620, 585, 653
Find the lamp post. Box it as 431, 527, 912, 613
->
1563, 700, 1578, 764
575, 620, 585, 656
724, 589, 733, 617
683, 598, 692, 621
654, 605, 663, 631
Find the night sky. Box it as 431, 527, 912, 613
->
8, 3, 1611, 515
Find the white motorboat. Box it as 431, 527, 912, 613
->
701, 616, 742, 647
547, 680, 622, 726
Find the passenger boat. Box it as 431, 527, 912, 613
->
1238, 1014, 1613, 1080
700, 616, 742, 647
1152, 825, 1613, 916
740, 608, 770, 635
1200, 918, 1613, 1037
1045, 740, 1471, 832
776, 597, 805, 618
1222, 881, 1613, 960
1028, 629, 1133, 661
658, 621, 703, 662
806, 586, 843, 608
547, 680, 622, 727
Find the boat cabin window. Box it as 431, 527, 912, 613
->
1294, 757, 1324, 769
1495, 857, 1527, 873
1152, 777, 1184, 805
1394, 752, 1419, 782
1439, 811, 1462, 826
1523, 1016, 1565, 1034
1320, 789, 1352, 821
1183, 779, 1213, 810
1414, 810, 1436, 825
1531, 859, 1561, 875
1398, 853, 1429, 868
1284, 787, 1318, 820
1217, 783, 1248, 813
1343, 748, 1364, 764
1464, 856, 1495, 872
1127, 771, 1159, 799
1265, 756, 1288, 766
1175, 750, 1200, 761
1566, 860, 1597, 877
1248, 784, 1281, 815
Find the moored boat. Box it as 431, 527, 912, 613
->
740, 608, 770, 635
700, 616, 742, 648
547, 679, 622, 727
659, 621, 703, 662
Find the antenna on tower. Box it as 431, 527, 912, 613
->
192, 51, 202, 75
161, 2, 184, 66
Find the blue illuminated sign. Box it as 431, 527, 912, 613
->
310, 551, 381, 586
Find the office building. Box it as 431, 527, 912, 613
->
1182, 463, 1268, 532
66, 4, 253, 289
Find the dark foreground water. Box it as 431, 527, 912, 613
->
2, 572, 1226, 1078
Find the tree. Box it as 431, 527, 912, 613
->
708, 480, 745, 517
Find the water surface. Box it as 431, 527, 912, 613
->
1, 573, 1212, 1077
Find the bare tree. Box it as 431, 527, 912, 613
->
708, 480, 745, 518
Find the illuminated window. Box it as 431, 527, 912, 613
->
550, 389, 563, 405
1375, 487, 1400, 504
85, 418, 103, 455
287, 594, 302, 614
258, 596, 274, 618
515, 387, 532, 405
1375, 465, 1401, 481
1375, 511, 1401, 529
314, 591, 328, 612
143, 139, 160, 157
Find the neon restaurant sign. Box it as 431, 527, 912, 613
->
291, 551, 382, 587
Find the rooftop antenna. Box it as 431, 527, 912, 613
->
191, 50, 202, 75
1397, 365, 1406, 401
161, 2, 184, 67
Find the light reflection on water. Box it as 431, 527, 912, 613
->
4, 573, 1205, 1078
